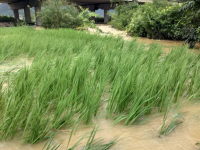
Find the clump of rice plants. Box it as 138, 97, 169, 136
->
159, 113, 184, 136
0, 27, 200, 144
43, 138, 63, 150
43, 125, 117, 150
68, 125, 117, 150
107, 45, 198, 125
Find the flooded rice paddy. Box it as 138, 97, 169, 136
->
0, 58, 199, 150
0, 26, 200, 150
0, 98, 200, 150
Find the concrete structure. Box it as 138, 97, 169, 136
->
13, 9, 19, 20
0, 0, 152, 25
0, 0, 42, 25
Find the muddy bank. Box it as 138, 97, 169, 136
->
0, 22, 13, 27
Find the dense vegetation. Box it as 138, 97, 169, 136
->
179, 0, 200, 48
0, 15, 15, 22
110, 0, 200, 48
0, 27, 200, 145
38, 0, 82, 28
38, 0, 97, 29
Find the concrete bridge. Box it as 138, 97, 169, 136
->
0, 0, 152, 25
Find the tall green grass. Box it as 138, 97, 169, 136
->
0, 27, 200, 144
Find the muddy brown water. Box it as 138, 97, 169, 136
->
1, 101, 200, 150
94, 25, 200, 54
1, 26, 200, 149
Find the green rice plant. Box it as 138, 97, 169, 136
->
107, 44, 198, 125
159, 113, 184, 136
43, 138, 63, 150
0, 27, 199, 144
68, 125, 117, 150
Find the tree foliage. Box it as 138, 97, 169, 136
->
38, 0, 98, 29
179, 0, 200, 48
110, 0, 200, 48
38, 0, 82, 29
109, 2, 138, 30
152, 0, 170, 8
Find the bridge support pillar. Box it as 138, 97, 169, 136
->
104, 9, 109, 24
24, 7, 31, 24
13, 9, 19, 20
35, 6, 41, 26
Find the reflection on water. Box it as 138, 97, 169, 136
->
1, 101, 200, 150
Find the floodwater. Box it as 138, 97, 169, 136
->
95, 25, 200, 53
1, 27, 200, 150
1, 100, 200, 150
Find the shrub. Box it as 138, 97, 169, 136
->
0, 16, 15, 22
126, 4, 148, 37
127, 3, 184, 39
178, 0, 200, 48
78, 7, 98, 29
152, 0, 169, 8
111, 0, 200, 48
109, 2, 138, 30
38, 0, 82, 29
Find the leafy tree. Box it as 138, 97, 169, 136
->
0, 16, 15, 22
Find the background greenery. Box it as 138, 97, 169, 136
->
0, 15, 15, 22
110, 0, 200, 48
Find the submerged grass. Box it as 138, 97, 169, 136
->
43, 125, 117, 150
68, 125, 117, 150
159, 113, 184, 136
0, 27, 200, 144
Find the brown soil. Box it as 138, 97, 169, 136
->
0, 22, 13, 27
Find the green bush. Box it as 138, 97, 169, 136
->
111, 0, 198, 43
38, 0, 82, 29
109, 2, 138, 30
126, 4, 147, 37
178, 0, 200, 48
78, 7, 98, 29
152, 0, 169, 8
0, 16, 15, 22
128, 3, 184, 40
95, 17, 104, 23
